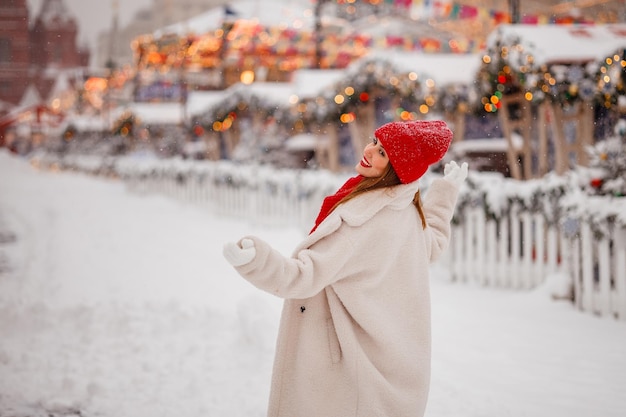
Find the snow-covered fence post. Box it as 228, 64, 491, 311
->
451, 222, 465, 283
187, 164, 200, 204
597, 225, 612, 318
157, 165, 167, 197
497, 215, 509, 287
615, 227, 626, 321
546, 226, 559, 278
533, 213, 546, 287
579, 221, 594, 313
186, 164, 197, 203
197, 167, 211, 208
464, 208, 477, 283
510, 202, 522, 288
474, 206, 487, 286
521, 210, 533, 288
565, 226, 583, 311
449, 189, 468, 284
461, 222, 470, 284
484, 217, 498, 286
238, 172, 250, 220
571, 218, 625, 319
163, 165, 174, 198
246, 165, 259, 225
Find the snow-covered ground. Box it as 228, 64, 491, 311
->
0, 150, 625, 417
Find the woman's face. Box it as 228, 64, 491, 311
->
355, 136, 390, 177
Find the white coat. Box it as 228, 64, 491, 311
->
234, 178, 460, 417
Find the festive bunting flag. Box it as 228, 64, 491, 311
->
450, 3, 460, 18
459, 4, 477, 19
395, 0, 412, 7
521, 15, 539, 24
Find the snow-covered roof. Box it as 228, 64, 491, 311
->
284, 133, 328, 151
186, 90, 226, 118
363, 50, 482, 86
19, 85, 43, 108
62, 115, 109, 132
154, 7, 225, 38
114, 103, 184, 125
46, 72, 72, 101
36, 0, 75, 26
227, 82, 295, 106
291, 70, 346, 99
226, 0, 314, 29
154, 0, 314, 38
488, 24, 626, 65
353, 15, 449, 40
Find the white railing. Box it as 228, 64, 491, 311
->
30, 152, 626, 321
448, 173, 626, 321
450, 204, 562, 289
566, 219, 626, 320
450, 205, 626, 320
115, 157, 347, 232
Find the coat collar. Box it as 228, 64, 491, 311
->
293, 181, 420, 255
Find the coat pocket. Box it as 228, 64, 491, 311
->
326, 318, 342, 364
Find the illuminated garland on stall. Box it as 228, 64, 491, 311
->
475, 27, 626, 114
196, 86, 288, 134
291, 58, 429, 126
435, 83, 473, 115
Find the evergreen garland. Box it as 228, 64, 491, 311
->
586, 119, 626, 197
198, 85, 287, 132
295, 58, 427, 125
112, 111, 136, 137
476, 27, 625, 113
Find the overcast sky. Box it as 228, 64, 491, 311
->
27, 0, 154, 48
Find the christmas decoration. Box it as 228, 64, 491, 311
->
292, 57, 429, 125
585, 119, 626, 197
196, 84, 287, 133
112, 111, 136, 137
593, 50, 626, 110
475, 25, 626, 114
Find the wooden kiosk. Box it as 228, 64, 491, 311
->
481, 24, 626, 179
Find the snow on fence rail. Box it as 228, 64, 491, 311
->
112, 156, 347, 232
31, 153, 626, 321
451, 172, 626, 321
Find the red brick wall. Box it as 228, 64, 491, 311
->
0, 0, 30, 104
0, 0, 89, 106
30, 15, 81, 68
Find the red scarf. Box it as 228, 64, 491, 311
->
310, 175, 364, 234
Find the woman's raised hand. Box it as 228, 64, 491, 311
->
443, 161, 468, 187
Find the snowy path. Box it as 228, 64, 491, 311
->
0, 152, 625, 417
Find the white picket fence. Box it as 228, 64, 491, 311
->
32, 153, 626, 321
117, 158, 346, 232
450, 203, 626, 321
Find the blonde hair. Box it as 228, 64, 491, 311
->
332, 164, 427, 229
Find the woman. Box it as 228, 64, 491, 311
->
223, 120, 468, 417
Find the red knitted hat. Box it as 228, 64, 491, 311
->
374, 120, 452, 184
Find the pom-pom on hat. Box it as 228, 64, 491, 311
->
374, 120, 452, 184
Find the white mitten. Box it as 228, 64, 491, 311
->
443, 161, 469, 187
223, 238, 256, 267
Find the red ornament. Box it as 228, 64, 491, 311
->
193, 125, 204, 136
590, 178, 603, 188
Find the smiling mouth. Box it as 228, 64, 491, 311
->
360, 156, 372, 168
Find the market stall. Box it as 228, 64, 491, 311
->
477, 23, 626, 179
